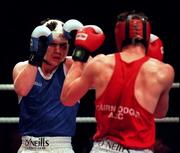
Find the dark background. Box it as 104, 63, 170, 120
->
0, 0, 179, 153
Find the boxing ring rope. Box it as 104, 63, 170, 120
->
0, 117, 179, 124
0, 83, 179, 124
0, 82, 179, 91
0, 83, 179, 90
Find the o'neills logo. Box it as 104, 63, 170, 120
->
25, 137, 49, 149
97, 140, 130, 153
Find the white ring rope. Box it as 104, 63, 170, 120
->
0, 117, 179, 124
0, 82, 179, 90
0, 84, 14, 90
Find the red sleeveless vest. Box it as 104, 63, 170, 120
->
93, 53, 155, 149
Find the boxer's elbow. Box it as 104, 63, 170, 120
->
154, 95, 169, 118
14, 84, 29, 96
154, 109, 168, 118
61, 99, 77, 107
61, 92, 77, 106
154, 104, 168, 118
15, 89, 29, 97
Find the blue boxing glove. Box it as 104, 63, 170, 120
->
63, 19, 83, 39
28, 25, 53, 66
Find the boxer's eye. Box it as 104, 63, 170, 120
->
49, 42, 68, 50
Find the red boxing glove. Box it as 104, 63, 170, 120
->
147, 34, 164, 61
72, 25, 105, 62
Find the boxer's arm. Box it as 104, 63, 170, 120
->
12, 25, 52, 96
61, 25, 105, 106
61, 59, 97, 106
154, 64, 175, 118
13, 61, 38, 96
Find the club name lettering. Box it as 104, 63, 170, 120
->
96, 104, 140, 120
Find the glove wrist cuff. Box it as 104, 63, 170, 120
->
72, 47, 90, 62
